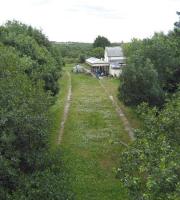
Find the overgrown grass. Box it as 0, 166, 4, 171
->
61, 72, 130, 199
101, 77, 141, 129
49, 69, 70, 151
81, 63, 91, 69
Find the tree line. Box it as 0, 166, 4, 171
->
119, 20, 180, 107
117, 13, 180, 200
0, 21, 74, 199
54, 35, 115, 64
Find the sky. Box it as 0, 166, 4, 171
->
0, 0, 179, 43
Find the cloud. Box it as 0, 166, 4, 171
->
30, 0, 52, 6
66, 3, 126, 20
0, 0, 179, 42
80, 5, 112, 12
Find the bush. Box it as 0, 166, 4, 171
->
120, 30, 180, 107
93, 35, 111, 49
117, 92, 180, 200
79, 54, 85, 63
91, 47, 104, 59
119, 58, 164, 106
9, 150, 75, 200
0, 21, 73, 198
0, 20, 62, 95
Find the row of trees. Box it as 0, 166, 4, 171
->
0, 21, 73, 199
0, 21, 62, 95
117, 13, 180, 199
119, 19, 180, 106
55, 35, 112, 64
117, 92, 180, 199
53, 42, 92, 64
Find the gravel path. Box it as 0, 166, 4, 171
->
57, 72, 72, 144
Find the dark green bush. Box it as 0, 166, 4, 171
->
120, 30, 180, 107
0, 20, 62, 95
117, 91, 180, 200
9, 150, 75, 200
0, 21, 73, 199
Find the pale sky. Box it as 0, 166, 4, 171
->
0, 0, 179, 42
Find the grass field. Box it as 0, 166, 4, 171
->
58, 68, 131, 199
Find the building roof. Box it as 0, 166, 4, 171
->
86, 57, 103, 64
86, 57, 109, 66
105, 46, 124, 57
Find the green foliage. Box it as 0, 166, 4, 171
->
55, 41, 107, 64
120, 29, 180, 106
174, 11, 180, 29
117, 92, 180, 200
79, 54, 85, 63
54, 42, 93, 64
91, 47, 104, 58
93, 35, 111, 49
119, 58, 164, 106
0, 21, 73, 199
118, 17, 180, 199
0, 48, 50, 197
0, 20, 62, 95
9, 150, 74, 200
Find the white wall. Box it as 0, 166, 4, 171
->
109, 67, 122, 77
104, 51, 109, 62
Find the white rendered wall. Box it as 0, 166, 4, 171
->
109, 68, 122, 77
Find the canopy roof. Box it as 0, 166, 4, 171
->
86, 57, 109, 67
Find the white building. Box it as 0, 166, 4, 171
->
104, 47, 126, 77
85, 57, 109, 76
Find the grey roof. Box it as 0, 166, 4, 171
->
86, 57, 108, 64
105, 46, 123, 57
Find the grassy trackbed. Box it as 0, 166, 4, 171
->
61, 71, 130, 199
49, 69, 70, 150
101, 78, 140, 129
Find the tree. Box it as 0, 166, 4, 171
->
54, 42, 93, 64
0, 20, 62, 95
117, 92, 180, 200
0, 21, 73, 199
174, 11, 180, 29
93, 35, 111, 49
9, 150, 75, 200
119, 58, 164, 106
79, 54, 85, 63
0, 71, 51, 198
120, 27, 180, 107
91, 47, 104, 58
